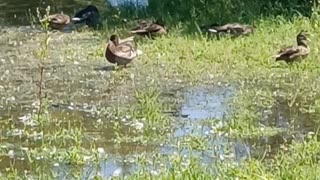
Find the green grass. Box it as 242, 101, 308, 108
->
3, 6, 320, 179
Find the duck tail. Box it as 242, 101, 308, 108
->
272, 54, 280, 58
272, 54, 283, 61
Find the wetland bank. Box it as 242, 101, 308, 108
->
1, 0, 320, 179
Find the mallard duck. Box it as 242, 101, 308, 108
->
105, 35, 143, 68
40, 13, 70, 31
129, 20, 167, 37
72, 5, 100, 28
274, 31, 310, 63
201, 23, 254, 36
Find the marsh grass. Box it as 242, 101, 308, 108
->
4, 4, 320, 179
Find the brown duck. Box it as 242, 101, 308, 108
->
274, 31, 310, 63
201, 23, 254, 36
130, 20, 167, 37
40, 13, 70, 31
105, 35, 143, 68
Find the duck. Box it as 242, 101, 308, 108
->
40, 13, 70, 31
129, 20, 167, 37
72, 5, 100, 28
105, 35, 143, 68
273, 31, 310, 63
201, 23, 254, 36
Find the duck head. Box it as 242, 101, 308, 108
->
109, 34, 119, 45
85, 5, 99, 12
243, 25, 255, 35
154, 19, 169, 33
154, 19, 165, 27
297, 31, 309, 46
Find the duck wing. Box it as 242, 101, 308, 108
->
277, 46, 299, 55
208, 23, 235, 31
118, 36, 135, 47
48, 14, 69, 24
210, 23, 246, 32
110, 43, 137, 60
288, 46, 309, 59
274, 45, 307, 61
132, 21, 149, 30
131, 23, 163, 33
207, 24, 232, 33
145, 24, 163, 32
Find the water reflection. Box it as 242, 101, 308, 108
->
180, 86, 233, 120
48, 85, 237, 179
160, 85, 245, 172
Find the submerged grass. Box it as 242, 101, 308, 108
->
3, 6, 320, 179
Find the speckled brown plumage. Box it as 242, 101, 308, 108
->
130, 20, 167, 38
105, 35, 142, 68
41, 13, 70, 31
201, 23, 255, 36
274, 31, 310, 63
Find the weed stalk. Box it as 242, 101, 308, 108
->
36, 6, 51, 121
